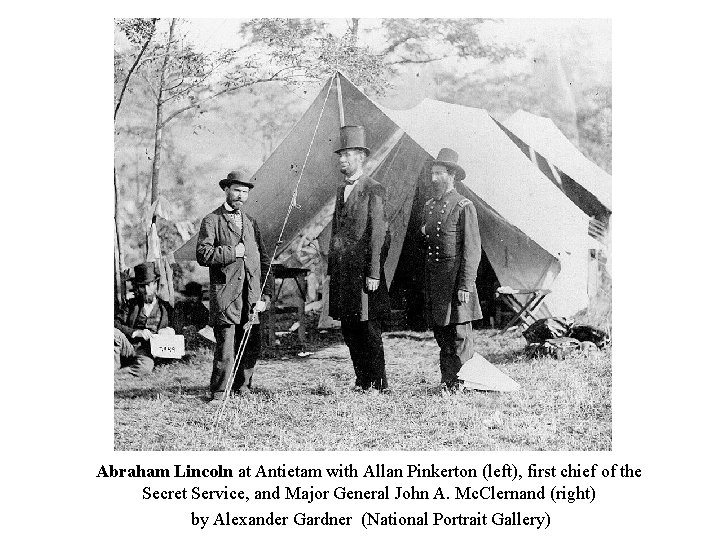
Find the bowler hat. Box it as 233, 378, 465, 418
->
219, 170, 254, 190
427, 148, 466, 181
130, 262, 159, 285
335, 125, 370, 155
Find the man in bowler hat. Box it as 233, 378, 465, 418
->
421, 149, 482, 391
197, 171, 272, 400
114, 262, 175, 377
328, 125, 391, 390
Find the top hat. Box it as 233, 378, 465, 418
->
427, 148, 466, 181
334, 125, 370, 155
219, 170, 255, 190
181, 281, 203, 297
130, 262, 160, 285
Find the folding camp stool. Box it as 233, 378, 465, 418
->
495, 287, 551, 333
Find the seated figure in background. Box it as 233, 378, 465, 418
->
114, 262, 174, 377
173, 281, 209, 332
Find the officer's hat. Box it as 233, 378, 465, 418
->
427, 148, 466, 181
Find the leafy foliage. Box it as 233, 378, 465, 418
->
577, 85, 612, 172
382, 18, 522, 66
240, 18, 523, 97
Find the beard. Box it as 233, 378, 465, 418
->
227, 198, 243, 210
340, 161, 359, 177
431, 180, 449, 198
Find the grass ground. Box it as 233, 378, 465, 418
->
114, 326, 611, 451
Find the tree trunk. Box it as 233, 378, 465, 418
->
147, 18, 176, 255
114, 19, 156, 309
150, 18, 176, 206
349, 18, 360, 57
114, 167, 126, 310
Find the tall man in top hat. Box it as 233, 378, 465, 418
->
196, 171, 272, 400
422, 148, 482, 391
114, 262, 174, 377
328, 125, 391, 390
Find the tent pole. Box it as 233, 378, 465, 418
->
335, 72, 345, 127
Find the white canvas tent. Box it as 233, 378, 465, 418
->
501, 109, 612, 276
175, 73, 593, 320
502, 109, 612, 214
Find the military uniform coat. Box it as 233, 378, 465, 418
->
196, 206, 272, 326
328, 174, 390, 322
422, 189, 483, 326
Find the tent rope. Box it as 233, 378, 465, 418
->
212, 76, 337, 432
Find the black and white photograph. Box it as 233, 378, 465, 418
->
113, 17, 612, 451
6, 3, 720, 539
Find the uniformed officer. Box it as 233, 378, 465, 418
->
421, 148, 483, 391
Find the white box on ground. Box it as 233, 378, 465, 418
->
150, 334, 185, 359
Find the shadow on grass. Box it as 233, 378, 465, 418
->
385, 332, 435, 342
114, 384, 207, 400
261, 355, 333, 365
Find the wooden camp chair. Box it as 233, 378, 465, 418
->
495, 287, 551, 333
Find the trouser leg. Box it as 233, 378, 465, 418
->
115, 330, 154, 377
341, 320, 366, 387
210, 325, 235, 394
211, 322, 262, 394
232, 322, 261, 392
363, 319, 387, 390
114, 329, 134, 370
433, 322, 474, 387
341, 319, 387, 390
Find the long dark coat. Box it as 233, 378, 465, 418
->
196, 206, 272, 326
328, 174, 390, 322
422, 189, 483, 326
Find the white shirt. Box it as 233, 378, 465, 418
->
343, 170, 363, 202
142, 298, 158, 317
224, 202, 243, 233
132, 298, 159, 339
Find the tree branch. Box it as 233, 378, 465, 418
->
139, 71, 159, 101
159, 69, 293, 129
381, 36, 413, 56
115, 18, 158, 121
385, 55, 446, 66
